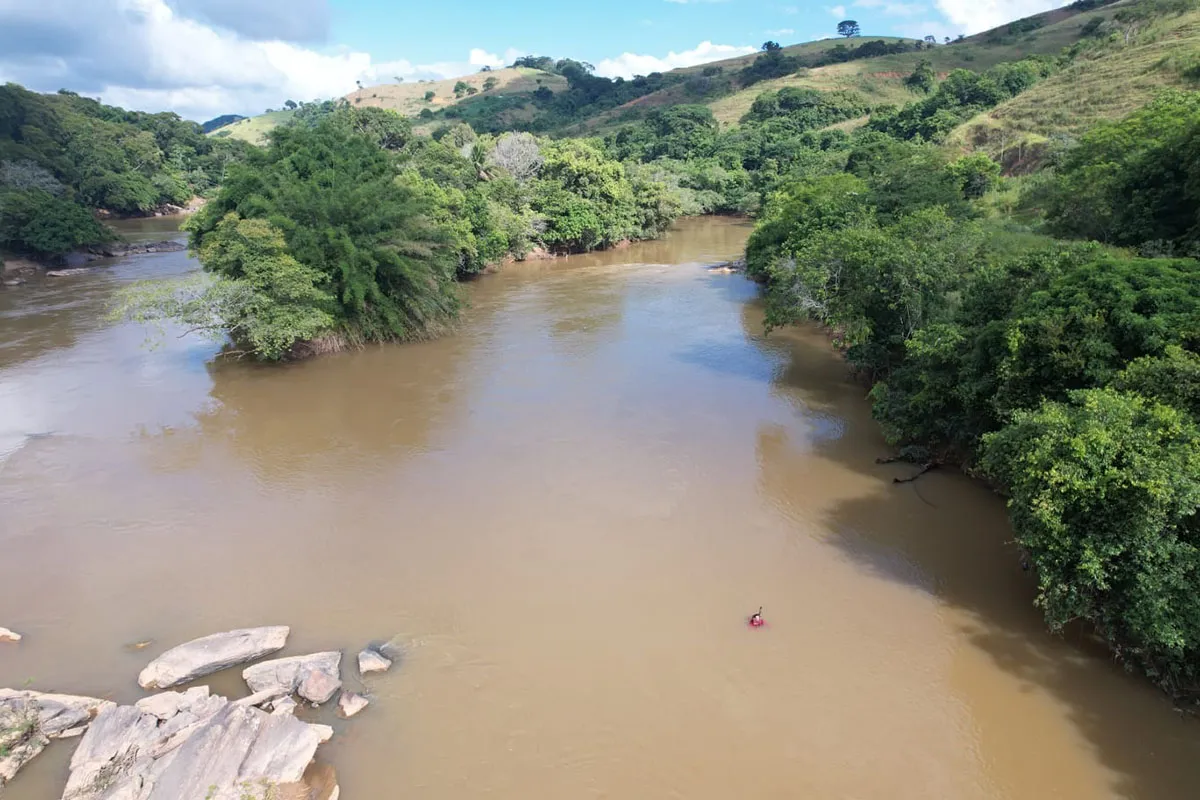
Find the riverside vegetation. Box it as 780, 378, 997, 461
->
5, 0, 1200, 700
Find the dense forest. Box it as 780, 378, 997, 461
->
736, 94, 1200, 696
117, 107, 679, 359
0, 83, 253, 257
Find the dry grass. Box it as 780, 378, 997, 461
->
950, 5, 1200, 160
211, 110, 296, 145
345, 67, 566, 117
211, 68, 565, 143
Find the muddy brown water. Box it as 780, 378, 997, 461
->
1, 216, 1197, 799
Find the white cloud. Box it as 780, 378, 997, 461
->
594, 41, 758, 79
828, 5, 848, 18
853, 0, 926, 16
0, 0, 524, 120
766, 27, 796, 35
932, 0, 1071, 34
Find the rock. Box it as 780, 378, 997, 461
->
62, 690, 330, 800
84, 240, 186, 259
1, 278, 24, 287
139, 626, 290, 690
0, 690, 115, 739
269, 696, 297, 716
308, 724, 333, 744
0, 693, 48, 789
337, 692, 369, 719
243, 651, 341, 702
0, 627, 20, 643
298, 669, 340, 705
357, 648, 392, 675
45, 268, 92, 277
707, 259, 746, 275
135, 687, 212, 721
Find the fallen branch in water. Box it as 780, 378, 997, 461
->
894, 463, 938, 483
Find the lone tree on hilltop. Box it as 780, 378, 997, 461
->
837, 20, 860, 37
924, 34, 937, 45
762, 40, 782, 52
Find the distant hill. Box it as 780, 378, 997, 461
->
208, 67, 567, 143
209, 109, 296, 145
210, 0, 1200, 162
201, 114, 245, 133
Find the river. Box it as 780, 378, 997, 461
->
0, 216, 1196, 799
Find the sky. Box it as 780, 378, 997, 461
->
0, 0, 1073, 121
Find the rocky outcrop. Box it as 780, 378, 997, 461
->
337, 692, 368, 719
85, 241, 186, 258
138, 627, 290, 690
0, 690, 114, 739
0, 694, 48, 789
357, 648, 392, 675
62, 687, 334, 800
242, 651, 341, 704
0, 627, 20, 643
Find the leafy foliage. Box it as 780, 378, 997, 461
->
1041, 91, 1200, 249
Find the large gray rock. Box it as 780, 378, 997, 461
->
62, 689, 334, 800
242, 651, 341, 703
0, 694, 49, 789
0, 689, 115, 739
138, 627, 290, 689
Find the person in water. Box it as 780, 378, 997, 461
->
748, 607, 764, 627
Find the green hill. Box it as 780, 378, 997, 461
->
210, 109, 297, 145
209, 67, 567, 143
211, 0, 1200, 163
952, 0, 1200, 165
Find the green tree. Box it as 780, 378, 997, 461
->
904, 59, 937, 93
424, 90, 436, 101
837, 20, 861, 37
483, 77, 499, 92
185, 116, 462, 348
947, 153, 1001, 198
982, 389, 1200, 691
0, 189, 113, 257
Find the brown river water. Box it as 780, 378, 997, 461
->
1, 216, 1197, 799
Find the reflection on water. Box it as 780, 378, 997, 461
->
0, 217, 1197, 800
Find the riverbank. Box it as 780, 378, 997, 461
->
2, 217, 1198, 798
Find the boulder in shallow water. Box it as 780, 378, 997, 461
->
357, 648, 392, 675
0, 689, 115, 739
62, 690, 334, 800
0, 694, 49, 789
0, 627, 22, 643
298, 668, 340, 705
243, 651, 341, 701
138, 626, 290, 689
337, 691, 369, 718
269, 696, 297, 716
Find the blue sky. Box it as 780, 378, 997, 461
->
0, 0, 1069, 120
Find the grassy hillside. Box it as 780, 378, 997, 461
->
953, 0, 1200, 163
346, 67, 566, 116
210, 109, 296, 145
210, 0, 1199, 155
210, 68, 566, 142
